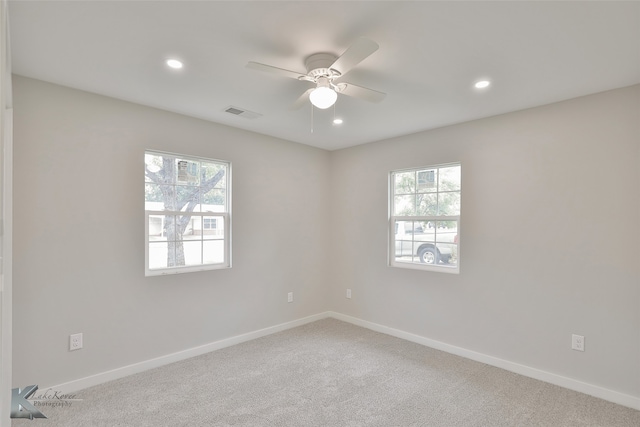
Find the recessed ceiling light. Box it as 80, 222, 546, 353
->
166, 59, 183, 69
474, 80, 490, 89
333, 118, 343, 125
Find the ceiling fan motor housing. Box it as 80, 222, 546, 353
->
305, 53, 341, 80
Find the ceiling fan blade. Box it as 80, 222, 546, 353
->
291, 88, 314, 110
330, 37, 379, 76
337, 82, 386, 103
246, 61, 306, 80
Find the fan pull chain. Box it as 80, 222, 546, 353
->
310, 104, 314, 133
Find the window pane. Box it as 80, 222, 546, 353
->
394, 172, 415, 194
145, 153, 176, 185
183, 241, 203, 266
417, 169, 437, 193
435, 221, 457, 234
435, 243, 457, 266
201, 188, 226, 212
145, 184, 176, 210
162, 215, 177, 241
182, 216, 201, 240
415, 227, 436, 265
203, 217, 216, 230
145, 183, 161, 204
148, 215, 166, 241
176, 185, 200, 210
145, 153, 170, 183
438, 192, 460, 216
416, 193, 438, 216
203, 215, 223, 238
416, 224, 435, 242
176, 158, 200, 186
149, 242, 169, 270
394, 195, 415, 216
204, 240, 225, 264
202, 162, 227, 189
394, 220, 415, 263
439, 166, 461, 191
167, 242, 183, 268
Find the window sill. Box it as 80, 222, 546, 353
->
389, 261, 459, 274
145, 263, 230, 277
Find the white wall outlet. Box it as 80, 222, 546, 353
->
287, 292, 293, 303
346, 289, 352, 299
571, 334, 585, 352
70, 333, 83, 351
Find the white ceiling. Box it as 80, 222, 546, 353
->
8, 1, 640, 151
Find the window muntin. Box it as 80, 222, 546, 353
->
390, 164, 460, 273
145, 151, 230, 275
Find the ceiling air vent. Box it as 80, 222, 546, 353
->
224, 106, 262, 119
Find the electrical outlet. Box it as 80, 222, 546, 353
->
571, 334, 585, 352
346, 289, 352, 299
287, 292, 293, 303
70, 333, 83, 351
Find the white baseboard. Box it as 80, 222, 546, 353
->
328, 311, 640, 411
49, 312, 330, 394
49, 310, 639, 411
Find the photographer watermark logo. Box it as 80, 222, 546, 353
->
11, 385, 46, 419
12, 385, 82, 419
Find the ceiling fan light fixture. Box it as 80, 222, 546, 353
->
309, 77, 337, 109
309, 86, 337, 109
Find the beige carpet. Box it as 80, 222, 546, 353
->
12, 318, 640, 426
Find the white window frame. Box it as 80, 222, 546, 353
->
389, 163, 460, 274
145, 150, 231, 276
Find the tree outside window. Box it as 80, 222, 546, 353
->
145, 151, 230, 275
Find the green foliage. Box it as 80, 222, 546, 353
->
393, 165, 460, 217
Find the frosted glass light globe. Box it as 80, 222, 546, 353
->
309, 86, 337, 109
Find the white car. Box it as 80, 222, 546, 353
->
394, 221, 457, 265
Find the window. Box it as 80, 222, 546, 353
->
389, 163, 460, 273
145, 151, 231, 275
203, 218, 217, 230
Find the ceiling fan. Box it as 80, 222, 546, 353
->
246, 37, 386, 110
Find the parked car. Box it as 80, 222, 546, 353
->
394, 221, 457, 265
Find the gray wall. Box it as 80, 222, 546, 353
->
12, 76, 330, 387
329, 84, 640, 397
12, 76, 640, 400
